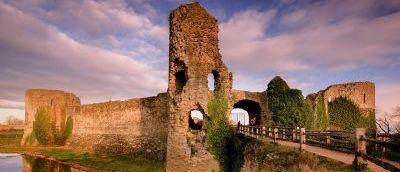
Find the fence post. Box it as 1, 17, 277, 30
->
274, 128, 278, 143
296, 127, 300, 140
326, 135, 331, 145
268, 128, 272, 137
300, 128, 305, 150
292, 127, 296, 141
354, 128, 367, 170
262, 126, 266, 137
282, 128, 286, 140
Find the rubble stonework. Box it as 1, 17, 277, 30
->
307, 81, 375, 117
21, 2, 375, 171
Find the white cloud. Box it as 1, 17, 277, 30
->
219, 0, 400, 74
0, 2, 167, 105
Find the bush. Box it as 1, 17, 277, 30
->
206, 91, 253, 171
328, 97, 362, 130
267, 76, 313, 128
206, 91, 231, 171
32, 108, 73, 145
33, 108, 54, 145
314, 97, 329, 129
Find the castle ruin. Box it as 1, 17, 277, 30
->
21, 3, 375, 171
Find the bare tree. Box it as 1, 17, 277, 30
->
377, 106, 400, 134
377, 112, 392, 134
4, 115, 24, 125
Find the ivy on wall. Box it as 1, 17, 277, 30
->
314, 96, 329, 129
206, 91, 251, 172
32, 108, 73, 145
328, 96, 376, 131
267, 76, 313, 128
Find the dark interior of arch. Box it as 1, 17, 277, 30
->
233, 100, 261, 126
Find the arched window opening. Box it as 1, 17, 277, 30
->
230, 108, 249, 125
208, 70, 220, 91
363, 94, 366, 104
189, 110, 204, 130
233, 100, 261, 126
175, 70, 187, 93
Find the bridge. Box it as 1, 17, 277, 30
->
237, 124, 400, 172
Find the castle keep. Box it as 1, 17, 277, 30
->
21, 3, 375, 171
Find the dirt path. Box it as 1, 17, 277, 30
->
247, 134, 388, 172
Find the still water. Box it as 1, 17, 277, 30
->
0, 153, 79, 172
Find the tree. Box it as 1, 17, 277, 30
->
267, 76, 313, 128
4, 115, 24, 125
206, 91, 231, 171
33, 108, 54, 145
377, 106, 400, 134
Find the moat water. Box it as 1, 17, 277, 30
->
0, 153, 77, 172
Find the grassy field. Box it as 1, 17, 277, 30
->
243, 140, 356, 172
0, 130, 23, 146
0, 130, 164, 172
0, 146, 164, 172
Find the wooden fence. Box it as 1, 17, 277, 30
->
238, 124, 400, 172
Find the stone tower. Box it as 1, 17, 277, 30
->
166, 2, 232, 171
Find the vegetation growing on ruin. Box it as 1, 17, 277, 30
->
33, 108, 55, 145
32, 108, 73, 145
267, 76, 313, 128
206, 91, 231, 170
314, 97, 329, 129
206, 91, 251, 172
328, 97, 366, 130
243, 140, 355, 171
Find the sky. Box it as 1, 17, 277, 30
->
0, 0, 400, 123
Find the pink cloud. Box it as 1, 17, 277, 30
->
0, 2, 167, 106
219, 0, 400, 73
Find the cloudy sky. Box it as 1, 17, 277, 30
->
0, 0, 399, 122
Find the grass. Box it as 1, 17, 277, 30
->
244, 140, 356, 172
0, 146, 164, 172
0, 130, 23, 146
0, 130, 164, 172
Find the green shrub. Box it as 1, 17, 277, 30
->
328, 97, 362, 130
206, 91, 231, 171
33, 108, 54, 145
267, 76, 313, 128
314, 97, 329, 129
32, 108, 73, 145
206, 91, 253, 171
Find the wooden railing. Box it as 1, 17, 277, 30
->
238, 124, 400, 171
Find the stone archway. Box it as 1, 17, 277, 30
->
232, 100, 261, 126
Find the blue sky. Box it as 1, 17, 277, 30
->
0, 0, 400, 122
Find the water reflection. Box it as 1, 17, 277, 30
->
0, 153, 22, 172
0, 153, 77, 172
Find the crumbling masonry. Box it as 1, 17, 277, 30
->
21, 3, 375, 171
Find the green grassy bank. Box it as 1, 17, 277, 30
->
243, 140, 356, 172
0, 130, 164, 172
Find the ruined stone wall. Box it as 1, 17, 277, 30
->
323, 81, 375, 116
230, 90, 271, 125
69, 93, 168, 160
22, 89, 169, 160
22, 89, 80, 145
166, 2, 232, 171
